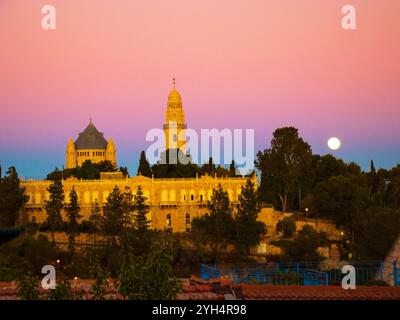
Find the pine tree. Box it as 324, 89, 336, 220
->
133, 185, 150, 232
89, 200, 102, 245
370, 160, 376, 173
191, 184, 234, 263
122, 186, 135, 228
16, 272, 39, 300
66, 188, 81, 255
117, 235, 179, 300
0, 167, 28, 227
137, 150, 152, 177
44, 179, 64, 244
229, 160, 237, 177
102, 186, 125, 246
233, 178, 266, 255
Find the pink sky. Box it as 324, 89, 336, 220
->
0, 0, 399, 178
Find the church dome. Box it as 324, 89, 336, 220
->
167, 78, 183, 109
74, 121, 108, 150
168, 89, 182, 104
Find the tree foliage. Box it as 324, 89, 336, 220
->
137, 150, 152, 177
117, 234, 179, 300
232, 178, 266, 255
256, 127, 313, 212
191, 184, 234, 263
102, 186, 125, 246
276, 216, 296, 238
133, 185, 150, 232
66, 188, 82, 255
44, 179, 64, 244
47, 160, 119, 181
275, 225, 329, 262
0, 167, 28, 227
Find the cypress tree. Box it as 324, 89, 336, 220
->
133, 185, 150, 232
102, 186, 125, 246
137, 151, 152, 177
89, 200, 102, 245
66, 188, 81, 255
44, 179, 64, 244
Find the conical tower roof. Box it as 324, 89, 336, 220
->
74, 121, 108, 150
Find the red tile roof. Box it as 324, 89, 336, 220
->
1, 278, 400, 300
239, 284, 400, 300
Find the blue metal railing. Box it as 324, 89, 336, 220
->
200, 263, 328, 286
200, 260, 399, 286
394, 261, 399, 287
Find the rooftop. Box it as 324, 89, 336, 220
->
74, 121, 108, 150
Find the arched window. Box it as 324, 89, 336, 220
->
185, 213, 190, 225
166, 214, 172, 228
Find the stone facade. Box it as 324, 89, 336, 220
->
22, 174, 257, 233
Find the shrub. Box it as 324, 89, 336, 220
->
276, 217, 296, 238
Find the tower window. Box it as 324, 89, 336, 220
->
173, 134, 177, 142
191, 195, 194, 201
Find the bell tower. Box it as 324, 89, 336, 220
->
164, 78, 187, 153
65, 138, 77, 169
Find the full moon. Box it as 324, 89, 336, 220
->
327, 137, 341, 150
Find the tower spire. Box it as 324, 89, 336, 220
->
172, 77, 176, 89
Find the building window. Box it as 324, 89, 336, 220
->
185, 213, 191, 232
191, 195, 194, 201
167, 214, 172, 228
31, 216, 36, 223
200, 195, 203, 201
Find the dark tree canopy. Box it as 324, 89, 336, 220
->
232, 178, 266, 255
47, 160, 118, 181
133, 186, 150, 232
255, 127, 313, 212
102, 186, 125, 246
191, 184, 234, 263
276, 216, 296, 238
137, 151, 152, 177
44, 179, 64, 243
0, 167, 28, 227
65, 188, 82, 255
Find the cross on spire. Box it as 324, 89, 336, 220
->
172, 77, 176, 89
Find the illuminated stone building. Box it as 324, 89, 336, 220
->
21, 81, 255, 232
